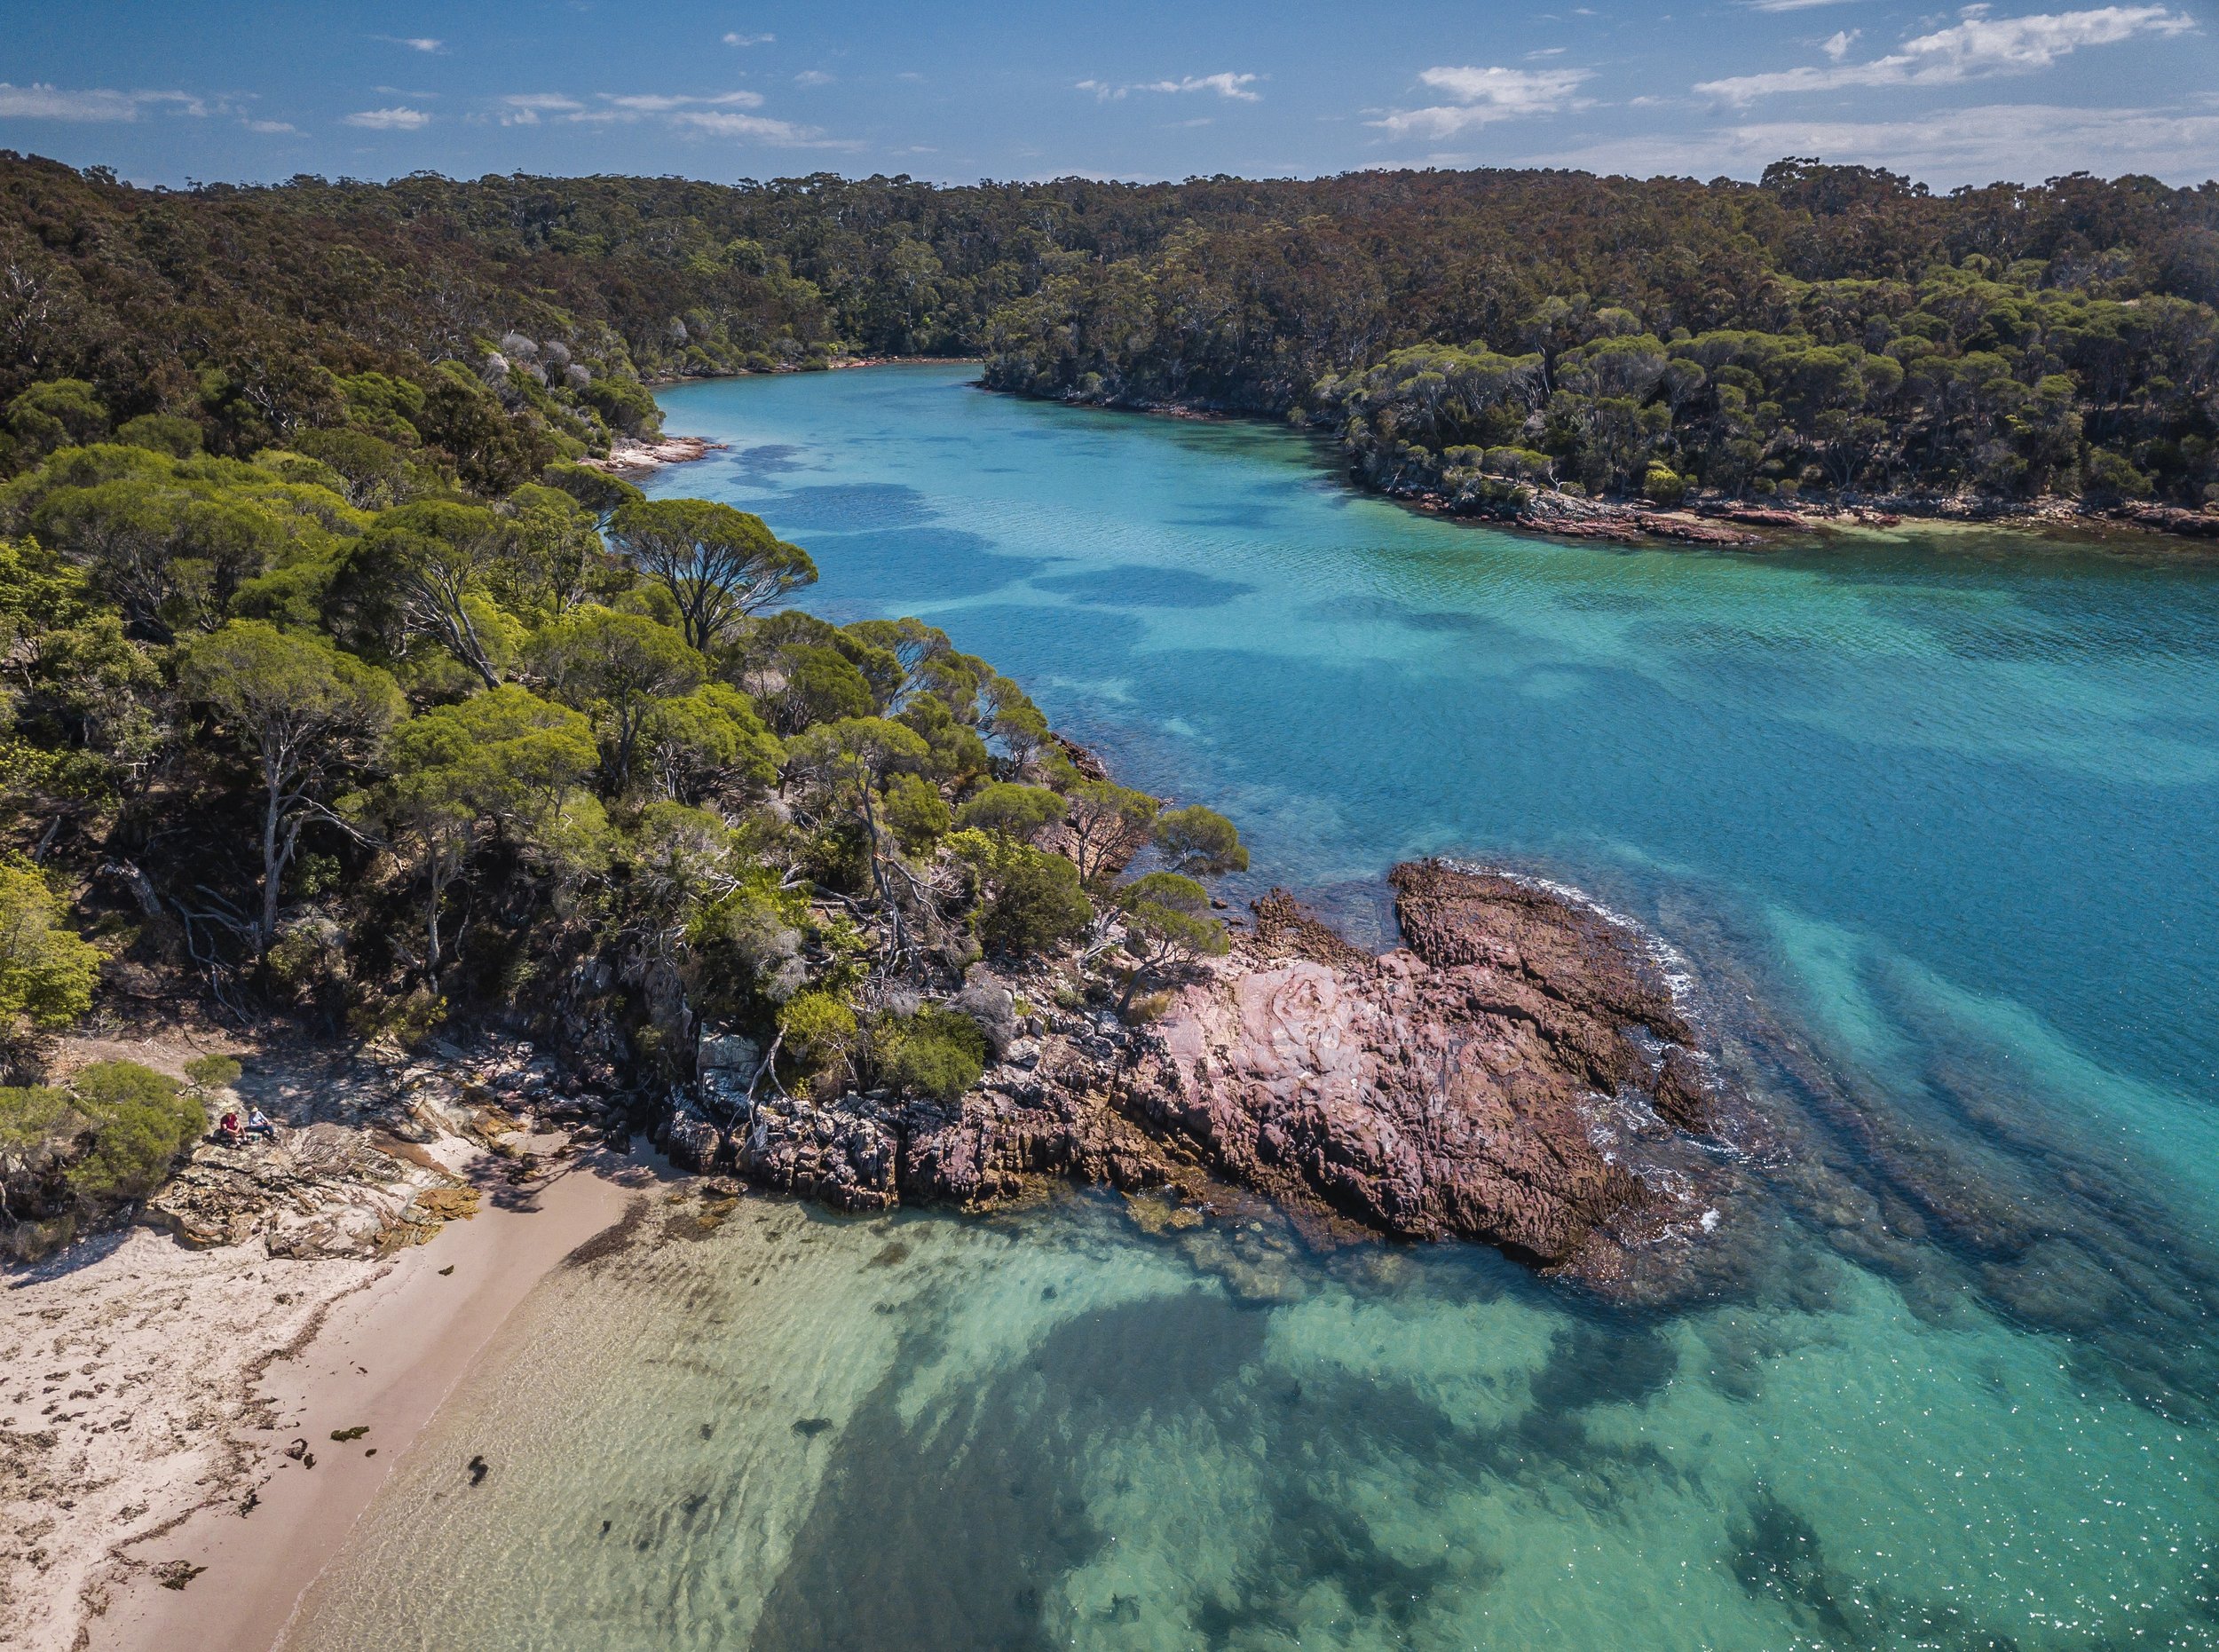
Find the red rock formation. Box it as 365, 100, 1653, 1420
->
699, 861, 1741, 1297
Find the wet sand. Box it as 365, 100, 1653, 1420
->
77, 1152, 657, 1652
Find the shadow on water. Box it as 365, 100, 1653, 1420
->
751, 1290, 1267, 1652
1034, 564, 1254, 609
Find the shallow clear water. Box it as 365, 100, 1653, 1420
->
289, 367, 2219, 1649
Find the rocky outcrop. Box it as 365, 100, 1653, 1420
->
1126, 865, 1722, 1282
146, 1124, 464, 1256
581, 435, 723, 478
2116, 502, 2219, 540
694, 861, 1746, 1297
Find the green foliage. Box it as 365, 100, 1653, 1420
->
1116, 871, 1228, 1008
533, 605, 706, 786
955, 782, 1065, 842
950, 829, 1095, 955
638, 683, 782, 804
0, 856, 102, 1053
1152, 804, 1247, 878
60, 1060, 202, 1202
183, 1054, 243, 1089
1065, 779, 1159, 884
770, 644, 875, 734
607, 497, 816, 652
882, 772, 952, 853
778, 989, 858, 1073
871, 1004, 987, 1103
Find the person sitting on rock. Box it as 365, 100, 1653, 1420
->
245, 1107, 277, 1142
217, 1109, 244, 1145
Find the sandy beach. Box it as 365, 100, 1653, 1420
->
0, 1020, 667, 1652
67, 1153, 649, 1652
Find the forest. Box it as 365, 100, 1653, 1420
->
3, 146, 2215, 1248
3, 152, 2215, 506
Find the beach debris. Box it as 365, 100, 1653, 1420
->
467, 1454, 489, 1485
154, 1561, 205, 1591
438, 1264, 454, 1276
329, 1426, 368, 1442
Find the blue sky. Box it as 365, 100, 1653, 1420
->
4, 1, 2216, 189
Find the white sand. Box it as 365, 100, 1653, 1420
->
2, 1147, 654, 1652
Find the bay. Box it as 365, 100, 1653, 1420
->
285, 364, 2219, 1651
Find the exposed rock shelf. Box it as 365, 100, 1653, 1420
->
663, 860, 1751, 1300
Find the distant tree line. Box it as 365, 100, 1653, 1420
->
4, 153, 2215, 507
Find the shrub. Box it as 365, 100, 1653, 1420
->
62, 1061, 202, 1202
184, 1054, 242, 1090
882, 772, 952, 853
873, 1005, 987, 1103
778, 991, 858, 1074
974, 842, 1094, 955
1642, 465, 1686, 506
954, 782, 1064, 842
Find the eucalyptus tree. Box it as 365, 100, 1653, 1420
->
340, 501, 515, 688
384, 686, 603, 985
533, 605, 706, 789
177, 620, 403, 954
1115, 871, 1228, 1010
608, 498, 816, 653
1065, 779, 1159, 885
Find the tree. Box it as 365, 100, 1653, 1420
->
638, 684, 782, 806
342, 501, 515, 688
784, 716, 928, 950
495, 483, 629, 620
955, 782, 1064, 843
542, 462, 644, 534
1066, 779, 1159, 884
178, 620, 403, 954
533, 606, 706, 788
384, 686, 604, 984
769, 643, 874, 735
608, 498, 817, 652
1153, 804, 1248, 877
950, 830, 1094, 956
58, 1060, 202, 1203
1116, 871, 1228, 1010
0, 856, 100, 1073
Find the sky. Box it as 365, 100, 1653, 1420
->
3, 0, 2217, 191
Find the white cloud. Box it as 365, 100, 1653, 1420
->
1078, 71, 1262, 102
1519, 101, 2219, 186
376, 36, 443, 52
722, 31, 774, 46
1823, 28, 1860, 60
498, 92, 583, 125
0, 83, 208, 121
601, 90, 764, 112
344, 106, 431, 130
242, 117, 297, 133
498, 86, 848, 146
672, 110, 817, 141
1745, 0, 1858, 10
794, 69, 834, 86
1698, 5, 2198, 103
1371, 65, 1593, 138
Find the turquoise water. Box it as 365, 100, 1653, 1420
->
288, 366, 2219, 1648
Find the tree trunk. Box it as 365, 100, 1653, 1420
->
259, 775, 285, 957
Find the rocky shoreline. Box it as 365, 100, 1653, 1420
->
580, 434, 723, 478
994, 384, 2219, 550
656, 859, 1750, 1301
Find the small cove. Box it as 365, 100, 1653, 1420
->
284, 365, 2219, 1650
